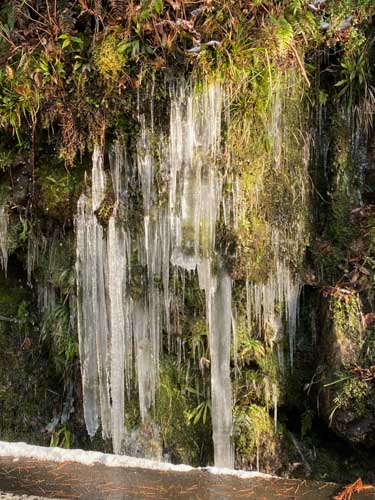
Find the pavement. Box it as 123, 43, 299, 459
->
0, 456, 374, 499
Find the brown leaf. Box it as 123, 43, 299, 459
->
33, 72, 43, 88
358, 266, 370, 275
166, 30, 176, 49
350, 270, 360, 283
363, 313, 375, 328
5, 65, 14, 80
151, 56, 166, 70
22, 337, 32, 349
14, 85, 29, 95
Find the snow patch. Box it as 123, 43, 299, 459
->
0, 441, 192, 472
205, 466, 272, 479
0, 441, 272, 479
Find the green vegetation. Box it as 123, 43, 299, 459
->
234, 404, 287, 473
50, 425, 71, 449
154, 360, 213, 465
0, 0, 374, 483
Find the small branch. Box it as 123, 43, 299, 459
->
290, 433, 312, 476
291, 44, 310, 87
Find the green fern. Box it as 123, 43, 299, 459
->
274, 16, 294, 54
186, 387, 211, 425
288, 0, 306, 16
50, 425, 71, 449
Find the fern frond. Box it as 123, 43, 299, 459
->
109, 0, 127, 18
275, 16, 294, 54
288, 0, 306, 16
58, 8, 76, 34
291, 11, 318, 41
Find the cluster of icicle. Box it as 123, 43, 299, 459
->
246, 230, 302, 374
243, 76, 307, 375
75, 81, 234, 468
27, 228, 68, 322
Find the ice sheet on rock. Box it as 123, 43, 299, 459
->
168, 81, 222, 267
0, 441, 273, 477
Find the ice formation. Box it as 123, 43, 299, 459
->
167, 81, 233, 467
75, 81, 234, 467
75, 77, 306, 468
249, 247, 302, 372
0, 203, 8, 274
243, 74, 307, 374
0, 441, 271, 477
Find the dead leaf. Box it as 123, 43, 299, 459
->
363, 313, 375, 328
358, 266, 370, 275
350, 271, 360, 283
5, 65, 14, 80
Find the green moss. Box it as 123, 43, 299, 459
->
36, 162, 84, 220
96, 195, 115, 226
331, 295, 363, 368
234, 404, 287, 473
332, 377, 371, 420
227, 66, 309, 282
154, 359, 213, 465
93, 33, 128, 81
0, 277, 56, 445
330, 132, 359, 245
316, 293, 375, 445
311, 118, 364, 278
0, 278, 29, 318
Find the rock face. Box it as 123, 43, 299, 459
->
312, 252, 375, 447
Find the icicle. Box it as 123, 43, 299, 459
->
267, 311, 285, 376
92, 162, 112, 440
133, 299, 155, 421
168, 81, 233, 468
75, 194, 100, 438
137, 118, 154, 216
37, 282, 56, 315
210, 266, 233, 468
27, 236, 36, 286
92, 145, 106, 211
76, 147, 112, 440
232, 307, 238, 373
27, 231, 47, 287
0, 204, 8, 274
109, 143, 127, 207
108, 216, 127, 452
245, 280, 251, 331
